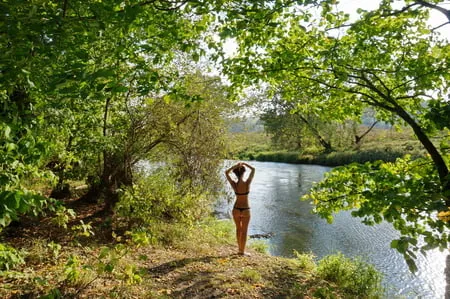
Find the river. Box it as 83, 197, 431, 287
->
216, 161, 448, 298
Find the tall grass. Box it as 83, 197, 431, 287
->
253, 148, 416, 166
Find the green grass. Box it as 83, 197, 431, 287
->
228, 127, 429, 166
252, 148, 416, 166
1, 214, 385, 298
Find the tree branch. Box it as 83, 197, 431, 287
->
63, 0, 68, 18
355, 120, 379, 144
415, 0, 450, 22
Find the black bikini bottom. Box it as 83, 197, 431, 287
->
233, 207, 250, 211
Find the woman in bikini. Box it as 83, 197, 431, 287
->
225, 162, 255, 255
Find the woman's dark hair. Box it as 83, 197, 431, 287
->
233, 166, 246, 178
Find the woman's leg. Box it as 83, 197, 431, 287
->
232, 209, 242, 252
239, 211, 251, 254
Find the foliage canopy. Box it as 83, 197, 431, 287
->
222, 0, 450, 268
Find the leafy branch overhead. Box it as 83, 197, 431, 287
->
1, 0, 450, 276
222, 0, 450, 269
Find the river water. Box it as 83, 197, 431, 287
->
216, 161, 448, 298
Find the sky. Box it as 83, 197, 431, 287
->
222, 0, 450, 55
336, 0, 450, 37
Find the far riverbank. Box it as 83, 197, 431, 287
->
239, 148, 422, 167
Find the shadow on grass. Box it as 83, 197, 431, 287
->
147, 254, 319, 298
149, 255, 228, 277
148, 255, 236, 298
259, 263, 311, 298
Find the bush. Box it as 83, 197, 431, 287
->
114, 168, 215, 245
175, 218, 235, 253
317, 253, 383, 298
293, 250, 316, 272
116, 168, 210, 225
0, 243, 24, 271
314, 149, 408, 166
253, 148, 410, 167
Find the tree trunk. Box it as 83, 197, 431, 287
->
395, 107, 450, 206
296, 113, 333, 152
81, 94, 133, 212
355, 121, 379, 145
100, 152, 133, 213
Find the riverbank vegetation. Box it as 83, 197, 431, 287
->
0, 196, 383, 298
228, 126, 426, 166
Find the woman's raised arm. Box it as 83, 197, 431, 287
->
225, 163, 240, 186
241, 162, 255, 184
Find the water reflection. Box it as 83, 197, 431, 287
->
216, 161, 448, 298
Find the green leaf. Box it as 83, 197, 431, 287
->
99, 247, 110, 259
104, 263, 114, 273
390, 239, 398, 249
6, 143, 17, 152
92, 69, 116, 80
4, 126, 11, 139
112, 85, 129, 93
0, 217, 7, 227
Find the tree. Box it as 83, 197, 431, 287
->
93, 71, 230, 213
222, 0, 450, 267
260, 92, 336, 152
1, 0, 220, 222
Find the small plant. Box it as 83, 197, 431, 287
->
63, 254, 96, 292
40, 288, 63, 299
52, 206, 76, 229
26, 239, 49, 265
121, 264, 143, 285
72, 220, 94, 238
64, 255, 81, 283
240, 268, 261, 283
47, 241, 62, 261
126, 229, 152, 247
248, 239, 268, 254
26, 239, 62, 265
0, 243, 24, 271
293, 250, 316, 272
317, 253, 383, 298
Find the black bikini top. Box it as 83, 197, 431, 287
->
235, 191, 249, 195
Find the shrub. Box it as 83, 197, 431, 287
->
115, 168, 211, 228
115, 167, 215, 245
314, 149, 406, 166
293, 250, 316, 272
0, 243, 24, 271
175, 218, 235, 253
317, 253, 383, 298
249, 239, 269, 254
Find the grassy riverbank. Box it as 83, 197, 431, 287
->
0, 199, 383, 298
228, 127, 426, 166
